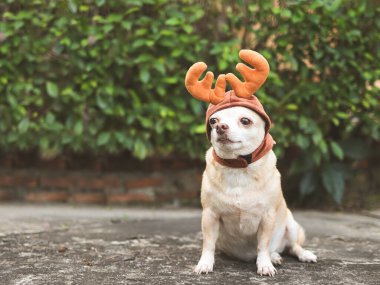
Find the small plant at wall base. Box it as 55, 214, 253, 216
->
0, 0, 379, 206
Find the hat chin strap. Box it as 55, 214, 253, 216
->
212, 134, 275, 168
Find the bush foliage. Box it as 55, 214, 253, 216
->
0, 0, 379, 204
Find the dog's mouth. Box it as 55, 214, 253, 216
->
217, 137, 241, 144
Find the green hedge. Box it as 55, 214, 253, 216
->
0, 0, 379, 204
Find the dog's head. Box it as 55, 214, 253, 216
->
185, 50, 274, 162
208, 106, 266, 158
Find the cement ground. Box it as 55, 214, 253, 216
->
0, 205, 379, 285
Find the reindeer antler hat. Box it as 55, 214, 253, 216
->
185, 50, 275, 168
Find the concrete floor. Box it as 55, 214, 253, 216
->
0, 205, 379, 284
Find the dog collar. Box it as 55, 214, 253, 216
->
212, 134, 275, 168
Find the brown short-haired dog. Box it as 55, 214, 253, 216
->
185, 50, 317, 276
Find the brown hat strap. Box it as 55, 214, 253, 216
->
212, 134, 275, 169
212, 150, 249, 168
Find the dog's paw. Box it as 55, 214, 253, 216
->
257, 260, 277, 277
194, 256, 214, 274
298, 250, 317, 263
270, 252, 283, 265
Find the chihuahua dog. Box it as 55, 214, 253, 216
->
185, 50, 317, 276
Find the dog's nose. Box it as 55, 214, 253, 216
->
216, 123, 229, 135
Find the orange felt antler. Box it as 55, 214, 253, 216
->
185, 62, 226, 105
226, 50, 270, 98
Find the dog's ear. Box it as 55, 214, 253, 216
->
226, 50, 270, 98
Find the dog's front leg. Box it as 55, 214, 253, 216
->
194, 208, 220, 274
256, 213, 277, 276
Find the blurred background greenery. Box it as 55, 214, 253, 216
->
0, 0, 379, 206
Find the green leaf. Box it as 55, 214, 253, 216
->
74, 121, 83, 135
139, 69, 150, 84
122, 21, 132, 30
18, 118, 29, 133
96, 0, 106, 6
139, 117, 153, 128
46, 113, 55, 124
300, 172, 318, 196
126, 7, 139, 15
97, 132, 110, 146
330, 141, 344, 160
324, 0, 342, 12
67, 0, 78, 13
39, 137, 49, 150
281, 9, 292, 19
288, 154, 315, 175
133, 139, 148, 159
321, 164, 345, 204
286, 104, 298, 110
320, 140, 328, 154
46, 82, 58, 98
296, 134, 309, 149
191, 124, 205, 134
106, 14, 123, 23
312, 151, 321, 166
165, 18, 181, 26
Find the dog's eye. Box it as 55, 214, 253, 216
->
209, 118, 218, 125
240, 118, 252, 126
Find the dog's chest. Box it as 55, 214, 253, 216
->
206, 167, 277, 236
211, 170, 267, 216
215, 185, 265, 236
